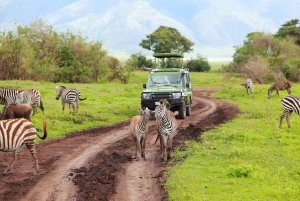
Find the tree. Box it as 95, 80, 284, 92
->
129, 53, 153, 68
275, 19, 300, 45
139, 26, 194, 53
186, 55, 211, 72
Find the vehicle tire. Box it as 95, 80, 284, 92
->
178, 101, 186, 119
186, 101, 191, 116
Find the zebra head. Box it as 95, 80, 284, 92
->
138, 107, 153, 120
154, 99, 169, 119
55, 86, 65, 100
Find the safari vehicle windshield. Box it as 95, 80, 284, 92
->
147, 74, 182, 87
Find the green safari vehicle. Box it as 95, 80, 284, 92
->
140, 53, 193, 119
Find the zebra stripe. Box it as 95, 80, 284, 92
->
55, 86, 87, 112
0, 87, 20, 104
244, 79, 254, 94
268, 81, 292, 99
23, 88, 45, 116
0, 118, 47, 175
130, 107, 153, 160
154, 99, 178, 161
279, 95, 300, 128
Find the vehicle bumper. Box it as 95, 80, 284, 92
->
141, 99, 184, 110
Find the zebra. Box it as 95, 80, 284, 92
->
243, 79, 254, 94
21, 89, 45, 116
129, 107, 154, 160
268, 81, 292, 99
0, 118, 47, 175
279, 95, 300, 128
55, 86, 87, 113
154, 99, 178, 161
0, 87, 20, 104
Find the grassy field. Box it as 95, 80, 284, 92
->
164, 77, 300, 200
1, 70, 300, 200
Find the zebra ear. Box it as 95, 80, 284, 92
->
138, 108, 142, 113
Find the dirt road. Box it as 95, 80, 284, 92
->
0, 87, 240, 201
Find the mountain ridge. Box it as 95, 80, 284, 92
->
0, 0, 299, 59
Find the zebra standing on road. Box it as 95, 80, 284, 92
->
243, 79, 254, 94
0, 118, 47, 175
154, 99, 178, 161
130, 107, 153, 160
55, 86, 87, 113
279, 95, 300, 128
268, 81, 292, 99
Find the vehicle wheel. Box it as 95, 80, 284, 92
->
186, 101, 191, 116
178, 101, 186, 119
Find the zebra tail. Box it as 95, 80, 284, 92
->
36, 119, 47, 140
39, 99, 45, 113
79, 97, 87, 101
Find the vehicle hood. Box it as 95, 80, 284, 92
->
143, 86, 183, 93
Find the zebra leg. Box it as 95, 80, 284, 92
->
26, 142, 39, 175
62, 102, 65, 112
70, 103, 75, 113
133, 136, 138, 160
32, 106, 37, 116
279, 111, 288, 128
167, 136, 173, 160
286, 111, 293, 128
3, 150, 20, 175
141, 136, 147, 159
160, 135, 167, 162
76, 102, 79, 112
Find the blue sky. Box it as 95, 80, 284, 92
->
0, 0, 299, 59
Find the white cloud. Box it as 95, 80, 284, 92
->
0, 0, 9, 12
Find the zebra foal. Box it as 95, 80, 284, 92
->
154, 99, 178, 161
55, 86, 87, 113
129, 107, 153, 160
242, 79, 254, 94
0, 118, 47, 175
268, 81, 292, 99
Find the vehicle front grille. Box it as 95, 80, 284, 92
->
151, 92, 172, 99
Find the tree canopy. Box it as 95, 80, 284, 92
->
224, 19, 300, 83
275, 19, 300, 45
139, 26, 194, 54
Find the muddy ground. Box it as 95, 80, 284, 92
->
0, 87, 240, 201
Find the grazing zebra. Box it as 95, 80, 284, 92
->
268, 81, 292, 99
154, 99, 178, 161
0, 118, 47, 175
279, 95, 300, 128
55, 86, 87, 113
243, 79, 254, 94
130, 107, 153, 160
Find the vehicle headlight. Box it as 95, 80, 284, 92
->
172, 92, 182, 99
142, 93, 151, 99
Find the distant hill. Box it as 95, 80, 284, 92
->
0, 0, 299, 60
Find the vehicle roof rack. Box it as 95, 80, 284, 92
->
153, 53, 183, 58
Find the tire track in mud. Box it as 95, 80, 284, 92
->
112, 96, 219, 201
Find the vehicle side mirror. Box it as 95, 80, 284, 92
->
186, 83, 190, 88
143, 83, 146, 89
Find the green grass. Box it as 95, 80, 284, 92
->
2, 69, 300, 200
164, 79, 300, 200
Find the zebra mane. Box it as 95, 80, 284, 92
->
159, 99, 171, 109
56, 86, 66, 89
